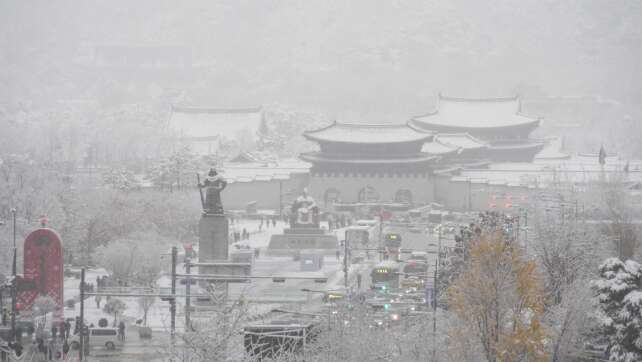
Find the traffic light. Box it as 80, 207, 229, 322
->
383, 303, 390, 310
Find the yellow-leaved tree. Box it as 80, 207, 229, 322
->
448, 232, 547, 362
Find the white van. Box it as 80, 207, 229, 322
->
70, 328, 122, 350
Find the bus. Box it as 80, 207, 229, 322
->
345, 219, 380, 246
370, 261, 400, 291
384, 233, 402, 248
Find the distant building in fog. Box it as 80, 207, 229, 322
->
411, 95, 545, 162
168, 106, 264, 155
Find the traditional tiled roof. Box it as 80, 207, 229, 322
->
411, 95, 540, 131
168, 106, 263, 140
488, 141, 546, 151
299, 152, 438, 165
434, 133, 488, 150
303, 121, 433, 144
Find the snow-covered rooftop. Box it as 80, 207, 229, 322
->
303, 121, 433, 144
535, 138, 571, 160
457, 155, 642, 186
168, 106, 263, 141
221, 159, 310, 183
412, 95, 540, 130
421, 139, 460, 155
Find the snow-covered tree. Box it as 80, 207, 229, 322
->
33, 295, 58, 328
92, 232, 165, 285
102, 167, 142, 191
147, 145, 198, 191
103, 298, 127, 326
137, 296, 155, 327
592, 258, 642, 362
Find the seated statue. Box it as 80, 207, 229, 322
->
290, 188, 319, 228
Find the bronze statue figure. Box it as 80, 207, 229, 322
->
198, 168, 227, 215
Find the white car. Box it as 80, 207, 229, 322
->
70, 328, 122, 350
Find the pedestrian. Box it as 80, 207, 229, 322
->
48, 338, 54, 361
242, 228, 248, 240
14, 326, 22, 343
62, 340, 69, 356
357, 273, 362, 290
64, 321, 71, 339
118, 321, 126, 341
37, 338, 45, 359
51, 325, 57, 340
73, 317, 80, 336
336, 249, 341, 261
272, 217, 276, 227
95, 295, 102, 309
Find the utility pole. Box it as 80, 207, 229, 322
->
378, 215, 383, 262
524, 210, 528, 255
437, 227, 442, 270
185, 258, 191, 331
279, 181, 283, 218
432, 257, 438, 360
343, 230, 349, 289
10, 208, 16, 344
170, 247, 177, 342
79, 268, 85, 362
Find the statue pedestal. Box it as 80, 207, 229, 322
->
197, 214, 229, 307
267, 227, 338, 256
199, 214, 228, 262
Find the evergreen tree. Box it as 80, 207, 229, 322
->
592, 258, 642, 362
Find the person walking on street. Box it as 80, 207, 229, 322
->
64, 320, 71, 339
95, 295, 102, 309
118, 321, 126, 341
357, 273, 362, 290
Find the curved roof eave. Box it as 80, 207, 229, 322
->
410, 118, 540, 132
303, 121, 434, 145
299, 152, 439, 165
